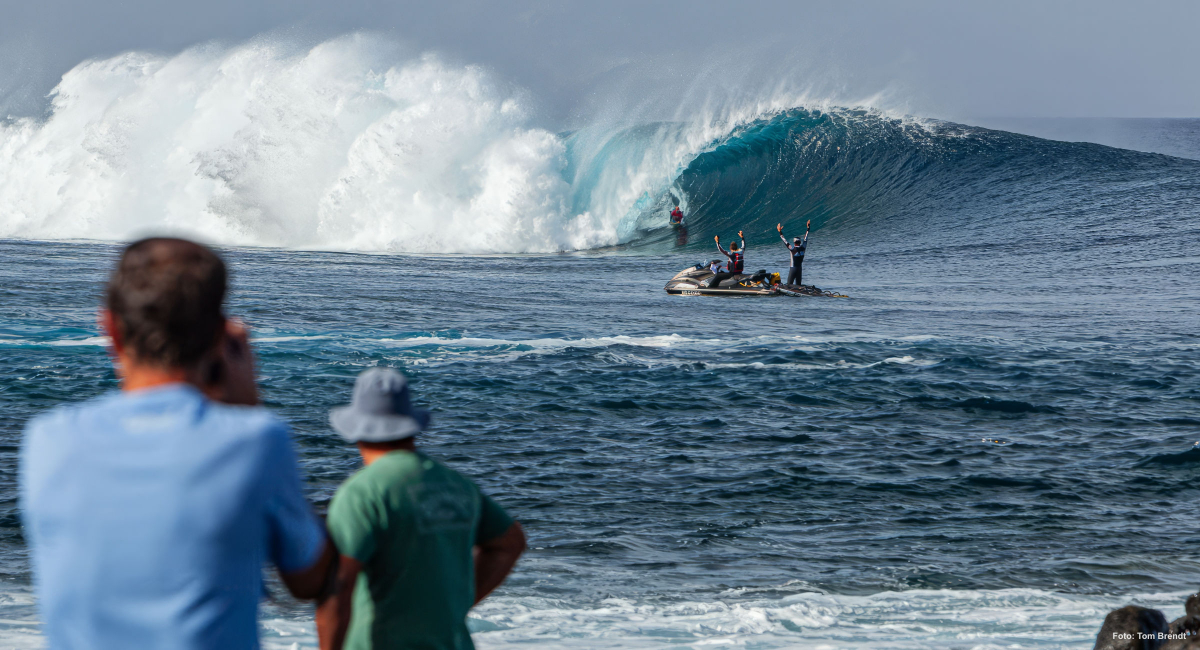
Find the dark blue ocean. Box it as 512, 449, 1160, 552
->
2, 109, 1200, 648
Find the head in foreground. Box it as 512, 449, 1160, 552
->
101, 237, 256, 404
331, 367, 431, 460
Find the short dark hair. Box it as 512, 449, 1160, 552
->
106, 238, 227, 368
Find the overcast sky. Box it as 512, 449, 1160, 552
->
2, 0, 1199, 122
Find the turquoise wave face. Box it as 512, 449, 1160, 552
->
578, 108, 1200, 253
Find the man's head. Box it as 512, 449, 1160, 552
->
330, 367, 430, 452
794, 237, 802, 245
105, 238, 227, 370
730, 241, 741, 252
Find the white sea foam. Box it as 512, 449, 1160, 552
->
880, 355, 939, 366
0, 331, 943, 374
0, 36, 688, 253
1, 588, 1163, 649
358, 333, 941, 370
0, 336, 110, 347
0, 583, 1186, 649
0, 36, 608, 252
379, 333, 698, 351
0, 330, 936, 369
251, 335, 333, 343
464, 589, 1188, 649
0, 34, 906, 253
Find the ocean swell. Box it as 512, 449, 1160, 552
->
4, 34, 1199, 254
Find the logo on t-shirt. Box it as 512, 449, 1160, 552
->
407, 481, 475, 534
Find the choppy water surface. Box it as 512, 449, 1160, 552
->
2, 221, 1198, 647
3, 54, 1200, 643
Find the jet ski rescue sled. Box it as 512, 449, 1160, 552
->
664, 265, 778, 296
776, 284, 847, 297
664, 264, 848, 297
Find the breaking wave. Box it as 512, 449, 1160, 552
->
3, 34, 1199, 253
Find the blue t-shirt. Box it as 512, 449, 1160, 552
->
20, 384, 326, 650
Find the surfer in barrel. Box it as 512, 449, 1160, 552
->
778, 220, 810, 286
669, 206, 684, 225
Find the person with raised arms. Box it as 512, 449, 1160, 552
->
709, 230, 746, 288
778, 220, 811, 286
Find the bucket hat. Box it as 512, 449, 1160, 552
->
330, 367, 431, 443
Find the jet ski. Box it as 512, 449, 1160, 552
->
664, 263, 849, 297
664, 263, 779, 296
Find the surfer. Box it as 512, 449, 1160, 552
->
669, 206, 684, 225
710, 232, 745, 288
777, 220, 810, 286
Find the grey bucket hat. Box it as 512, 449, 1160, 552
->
329, 367, 431, 443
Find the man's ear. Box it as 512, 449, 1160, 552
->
99, 309, 124, 356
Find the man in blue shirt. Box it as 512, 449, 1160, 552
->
21, 238, 336, 650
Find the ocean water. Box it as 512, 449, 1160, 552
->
971, 117, 1200, 162
3, 36, 1200, 649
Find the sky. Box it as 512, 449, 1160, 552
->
2, 0, 1199, 123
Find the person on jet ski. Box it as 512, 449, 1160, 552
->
669, 206, 684, 225
777, 220, 810, 286
709, 232, 745, 288
715, 232, 745, 272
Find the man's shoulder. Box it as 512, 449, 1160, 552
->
202, 401, 290, 439
24, 390, 121, 440
25, 388, 289, 447
343, 452, 425, 491
28, 389, 108, 420
339, 453, 475, 501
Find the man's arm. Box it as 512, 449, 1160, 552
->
262, 425, 339, 601
213, 317, 336, 602
201, 319, 260, 406
474, 521, 525, 605
714, 237, 731, 261
280, 536, 338, 599
316, 554, 362, 650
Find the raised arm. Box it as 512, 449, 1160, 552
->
737, 230, 745, 253
714, 236, 731, 260
777, 223, 791, 249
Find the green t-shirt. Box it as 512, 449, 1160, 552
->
327, 451, 514, 650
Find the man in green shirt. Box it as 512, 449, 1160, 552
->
318, 368, 525, 650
